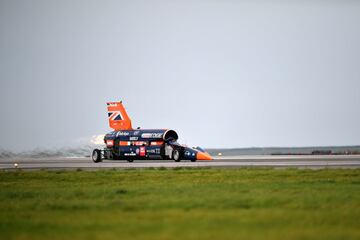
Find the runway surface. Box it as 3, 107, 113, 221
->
1, 155, 360, 170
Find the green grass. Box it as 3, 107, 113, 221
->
0, 168, 359, 240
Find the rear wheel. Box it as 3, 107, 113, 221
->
173, 150, 181, 162
92, 149, 102, 163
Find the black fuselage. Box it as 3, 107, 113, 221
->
103, 129, 179, 160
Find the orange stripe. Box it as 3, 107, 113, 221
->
119, 141, 129, 146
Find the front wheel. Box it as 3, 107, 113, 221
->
92, 149, 102, 163
173, 150, 181, 162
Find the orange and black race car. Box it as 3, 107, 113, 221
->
92, 101, 212, 162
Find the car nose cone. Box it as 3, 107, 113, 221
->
196, 151, 213, 160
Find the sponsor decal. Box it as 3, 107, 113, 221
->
133, 131, 140, 135
124, 152, 136, 156
136, 149, 140, 155
106, 140, 114, 147
130, 137, 138, 141
150, 141, 163, 146
140, 147, 146, 157
147, 148, 161, 154
141, 133, 162, 138
116, 131, 130, 137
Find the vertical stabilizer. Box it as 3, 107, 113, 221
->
107, 101, 133, 131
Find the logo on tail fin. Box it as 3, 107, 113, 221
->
108, 111, 123, 121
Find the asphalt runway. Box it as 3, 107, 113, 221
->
1, 155, 360, 170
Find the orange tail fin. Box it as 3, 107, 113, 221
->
107, 101, 133, 131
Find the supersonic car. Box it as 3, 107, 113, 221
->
92, 101, 212, 162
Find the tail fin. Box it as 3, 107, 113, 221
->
107, 101, 133, 131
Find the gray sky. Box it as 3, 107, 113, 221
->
1, 0, 359, 151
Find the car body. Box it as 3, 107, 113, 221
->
92, 101, 212, 162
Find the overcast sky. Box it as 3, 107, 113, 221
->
0, 0, 359, 151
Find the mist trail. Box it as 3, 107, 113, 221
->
0, 145, 98, 159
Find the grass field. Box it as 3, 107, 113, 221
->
0, 168, 359, 240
